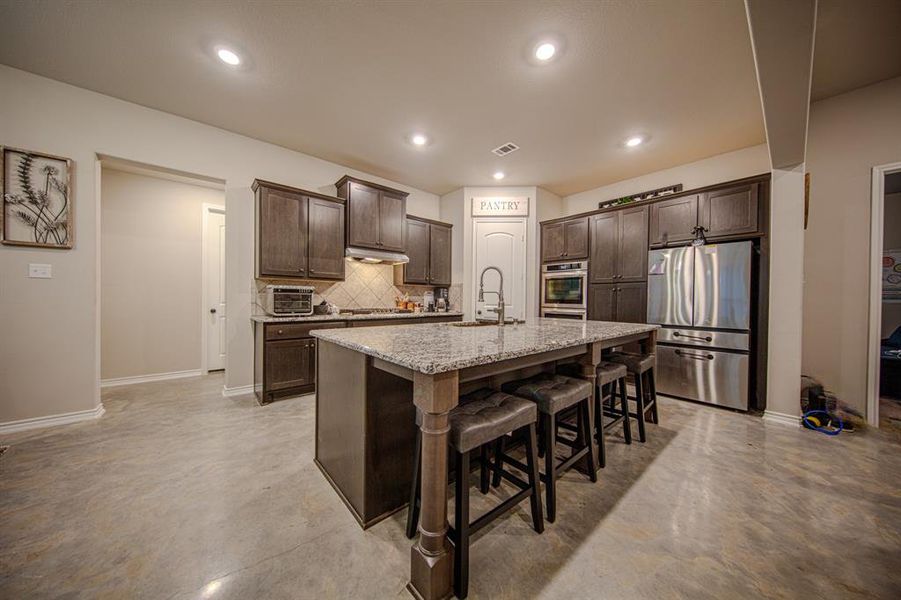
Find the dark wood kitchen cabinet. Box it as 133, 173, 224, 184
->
589, 205, 648, 283
649, 194, 699, 246
254, 180, 345, 280
698, 182, 759, 238
335, 176, 408, 253
394, 216, 452, 286
541, 216, 588, 262
588, 282, 647, 323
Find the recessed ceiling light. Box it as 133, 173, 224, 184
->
411, 133, 428, 146
217, 48, 241, 66
535, 42, 556, 61
493, 171, 505, 180
625, 136, 644, 147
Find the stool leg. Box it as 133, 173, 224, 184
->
581, 398, 598, 481
405, 429, 421, 539
479, 444, 490, 494
537, 416, 546, 459
648, 368, 659, 424
634, 373, 647, 443
524, 423, 544, 534
454, 450, 470, 599
544, 412, 557, 523
619, 378, 632, 445
491, 436, 505, 488
596, 383, 606, 469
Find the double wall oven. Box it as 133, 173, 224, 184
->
540, 261, 587, 320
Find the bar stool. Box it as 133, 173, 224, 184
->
406, 389, 544, 599
607, 351, 658, 442
501, 374, 597, 523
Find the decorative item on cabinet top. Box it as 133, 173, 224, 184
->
2, 146, 73, 249
598, 183, 682, 209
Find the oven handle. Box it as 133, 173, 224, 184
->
675, 349, 714, 361
542, 271, 588, 279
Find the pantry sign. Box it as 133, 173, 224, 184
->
471, 196, 529, 217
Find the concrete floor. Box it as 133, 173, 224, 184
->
1, 373, 899, 599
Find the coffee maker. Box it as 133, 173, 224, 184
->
435, 287, 449, 312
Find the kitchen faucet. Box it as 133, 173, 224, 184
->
478, 266, 506, 325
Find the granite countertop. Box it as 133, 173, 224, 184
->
311, 318, 659, 374
250, 311, 463, 323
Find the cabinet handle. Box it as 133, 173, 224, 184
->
277, 329, 284, 335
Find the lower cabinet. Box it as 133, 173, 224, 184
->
254, 316, 463, 403
588, 282, 647, 323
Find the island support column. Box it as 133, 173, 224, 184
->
408, 370, 459, 600
578, 341, 602, 470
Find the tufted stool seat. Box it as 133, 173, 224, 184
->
501, 373, 598, 522
406, 388, 543, 599
449, 389, 536, 452
608, 351, 659, 442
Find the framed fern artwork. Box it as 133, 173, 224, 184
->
2, 147, 73, 249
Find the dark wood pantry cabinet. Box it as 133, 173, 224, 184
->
394, 216, 453, 286
254, 180, 346, 280
588, 282, 647, 323
335, 175, 408, 253
589, 205, 648, 283
541, 216, 588, 262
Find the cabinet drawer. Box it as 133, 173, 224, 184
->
265, 321, 345, 340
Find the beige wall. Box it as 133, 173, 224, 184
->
563, 144, 770, 215
100, 169, 224, 380
882, 191, 901, 338
0, 65, 439, 425
802, 76, 901, 413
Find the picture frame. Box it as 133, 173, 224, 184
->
1, 146, 74, 249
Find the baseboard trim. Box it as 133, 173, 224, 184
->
0, 403, 105, 435
763, 410, 801, 427
100, 369, 202, 388
222, 384, 255, 398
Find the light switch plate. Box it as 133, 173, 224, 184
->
28, 263, 52, 278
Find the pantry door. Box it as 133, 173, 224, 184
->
473, 218, 527, 321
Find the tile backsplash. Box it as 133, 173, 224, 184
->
255, 261, 462, 311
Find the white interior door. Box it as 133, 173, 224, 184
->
205, 208, 226, 371
474, 219, 526, 321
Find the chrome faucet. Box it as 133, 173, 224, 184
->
478, 266, 506, 325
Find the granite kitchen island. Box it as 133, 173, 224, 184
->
312, 318, 658, 600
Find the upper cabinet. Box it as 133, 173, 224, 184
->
649, 194, 699, 246
541, 216, 588, 262
395, 216, 452, 287
698, 182, 759, 238
590, 205, 649, 283
335, 176, 408, 252
254, 180, 345, 280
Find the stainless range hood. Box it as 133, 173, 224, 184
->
344, 246, 409, 265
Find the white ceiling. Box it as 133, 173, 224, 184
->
0, 1, 894, 196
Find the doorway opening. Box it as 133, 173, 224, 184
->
868, 164, 901, 429
99, 158, 226, 388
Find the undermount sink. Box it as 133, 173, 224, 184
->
449, 320, 498, 327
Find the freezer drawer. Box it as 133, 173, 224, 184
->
657, 328, 750, 351
657, 345, 749, 410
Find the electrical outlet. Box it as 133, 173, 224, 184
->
28, 263, 52, 279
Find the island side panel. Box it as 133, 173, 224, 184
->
315, 340, 367, 524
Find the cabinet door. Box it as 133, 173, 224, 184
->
541, 222, 565, 262
266, 338, 314, 392
308, 198, 345, 280
615, 282, 647, 324
403, 219, 430, 284
378, 191, 406, 252
347, 182, 381, 249
649, 194, 698, 246
563, 217, 589, 259
588, 284, 616, 321
698, 183, 759, 238
618, 205, 649, 281
428, 223, 452, 286
589, 213, 618, 283
259, 188, 307, 277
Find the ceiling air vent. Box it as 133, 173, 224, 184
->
491, 142, 520, 157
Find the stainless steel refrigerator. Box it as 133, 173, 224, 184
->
647, 241, 752, 410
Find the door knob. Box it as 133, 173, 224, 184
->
210, 308, 217, 314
